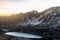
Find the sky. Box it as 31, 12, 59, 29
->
0, 0, 60, 16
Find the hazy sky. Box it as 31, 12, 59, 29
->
0, 0, 60, 15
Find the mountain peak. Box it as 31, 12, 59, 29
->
27, 10, 38, 14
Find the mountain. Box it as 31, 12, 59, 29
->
11, 7, 60, 29
0, 7, 60, 40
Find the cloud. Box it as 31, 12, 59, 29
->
0, 0, 26, 2
0, 0, 60, 14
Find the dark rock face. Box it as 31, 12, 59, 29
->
0, 7, 60, 40
41, 7, 60, 28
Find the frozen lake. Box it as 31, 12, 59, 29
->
5, 32, 43, 39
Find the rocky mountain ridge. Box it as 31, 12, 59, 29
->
0, 7, 60, 40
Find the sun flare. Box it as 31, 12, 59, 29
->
0, 14, 12, 16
